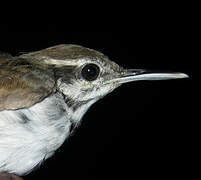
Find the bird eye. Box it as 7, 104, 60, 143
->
81, 63, 100, 81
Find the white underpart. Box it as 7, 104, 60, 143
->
0, 92, 94, 175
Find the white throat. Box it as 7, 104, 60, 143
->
0, 92, 94, 175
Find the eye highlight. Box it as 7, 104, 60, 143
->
81, 63, 100, 81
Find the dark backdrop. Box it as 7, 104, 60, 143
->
0, 26, 193, 180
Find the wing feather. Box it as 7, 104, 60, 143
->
0, 54, 56, 111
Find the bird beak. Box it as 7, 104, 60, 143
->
113, 69, 189, 84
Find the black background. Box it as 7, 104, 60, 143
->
0, 23, 193, 180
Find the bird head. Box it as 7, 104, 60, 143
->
20, 44, 188, 107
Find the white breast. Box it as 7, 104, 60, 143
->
0, 92, 93, 175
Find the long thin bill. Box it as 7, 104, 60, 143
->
115, 69, 189, 84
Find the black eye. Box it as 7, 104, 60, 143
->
81, 63, 100, 81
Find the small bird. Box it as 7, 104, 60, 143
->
0, 44, 188, 177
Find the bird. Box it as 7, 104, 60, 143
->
0, 44, 188, 177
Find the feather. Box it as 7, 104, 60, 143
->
0, 55, 56, 111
